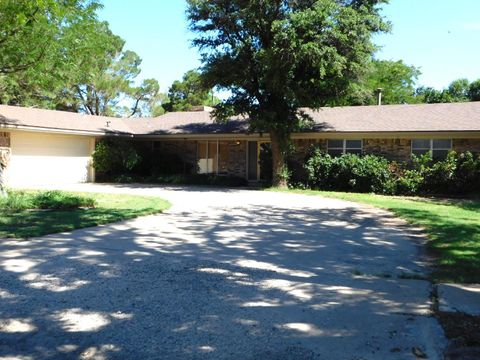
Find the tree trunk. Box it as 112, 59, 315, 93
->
270, 130, 288, 188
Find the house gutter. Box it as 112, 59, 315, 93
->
1, 124, 134, 137
134, 130, 480, 141
3, 123, 480, 140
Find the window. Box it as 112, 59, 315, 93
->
327, 139, 362, 156
412, 139, 452, 160
197, 141, 218, 174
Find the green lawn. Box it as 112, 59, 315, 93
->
0, 191, 170, 238
273, 188, 480, 284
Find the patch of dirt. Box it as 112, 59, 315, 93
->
437, 312, 480, 360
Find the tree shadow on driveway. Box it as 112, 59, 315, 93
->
0, 203, 445, 359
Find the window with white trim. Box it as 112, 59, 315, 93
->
411, 139, 452, 160
327, 139, 363, 156
197, 141, 218, 174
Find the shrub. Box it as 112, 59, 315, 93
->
304, 149, 394, 194
422, 152, 457, 194
454, 151, 480, 193
0, 190, 34, 211
0, 190, 96, 212
92, 139, 141, 177
33, 191, 96, 210
395, 169, 423, 195
302, 148, 480, 196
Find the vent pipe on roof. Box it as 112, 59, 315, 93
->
190, 106, 214, 112
376, 88, 383, 106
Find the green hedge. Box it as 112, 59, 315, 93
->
305, 149, 395, 194
303, 149, 480, 196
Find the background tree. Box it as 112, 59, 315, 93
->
341, 59, 420, 105
469, 80, 480, 101
414, 78, 480, 104
0, 0, 164, 117
0, 0, 106, 107
447, 78, 470, 102
187, 0, 389, 186
163, 70, 219, 112
70, 49, 162, 117
414, 86, 449, 104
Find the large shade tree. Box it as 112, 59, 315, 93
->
0, 0, 162, 117
0, 0, 106, 107
187, 0, 390, 186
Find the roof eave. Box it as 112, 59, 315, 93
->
1, 123, 134, 137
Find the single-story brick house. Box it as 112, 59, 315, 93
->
1, 102, 479, 186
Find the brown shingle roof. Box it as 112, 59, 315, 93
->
123, 111, 248, 135
303, 102, 480, 132
0, 105, 132, 135
1, 102, 479, 136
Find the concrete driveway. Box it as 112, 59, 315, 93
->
0, 184, 446, 359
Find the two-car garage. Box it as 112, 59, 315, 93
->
6, 131, 95, 187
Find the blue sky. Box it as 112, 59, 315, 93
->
99, 0, 480, 92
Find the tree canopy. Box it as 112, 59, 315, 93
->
69, 49, 162, 117
187, 0, 390, 186
0, 0, 163, 117
415, 78, 480, 104
341, 59, 420, 105
163, 70, 219, 112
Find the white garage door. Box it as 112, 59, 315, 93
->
7, 132, 94, 186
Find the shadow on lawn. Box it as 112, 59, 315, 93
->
0, 204, 435, 359
0, 207, 162, 239
383, 205, 480, 283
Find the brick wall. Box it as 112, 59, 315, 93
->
150, 137, 480, 180
453, 139, 480, 154
363, 138, 411, 162
225, 140, 247, 178
0, 132, 10, 148
158, 140, 247, 178
291, 139, 325, 163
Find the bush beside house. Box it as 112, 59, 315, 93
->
302, 148, 480, 196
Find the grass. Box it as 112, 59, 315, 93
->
271, 188, 480, 284
0, 190, 170, 238
0, 190, 97, 211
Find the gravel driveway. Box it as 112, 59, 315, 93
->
0, 184, 446, 359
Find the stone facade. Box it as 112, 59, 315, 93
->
363, 138, 412, 162
453, 139, 480, 154
0, 132, 10, 148
0, 133, 11, 193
